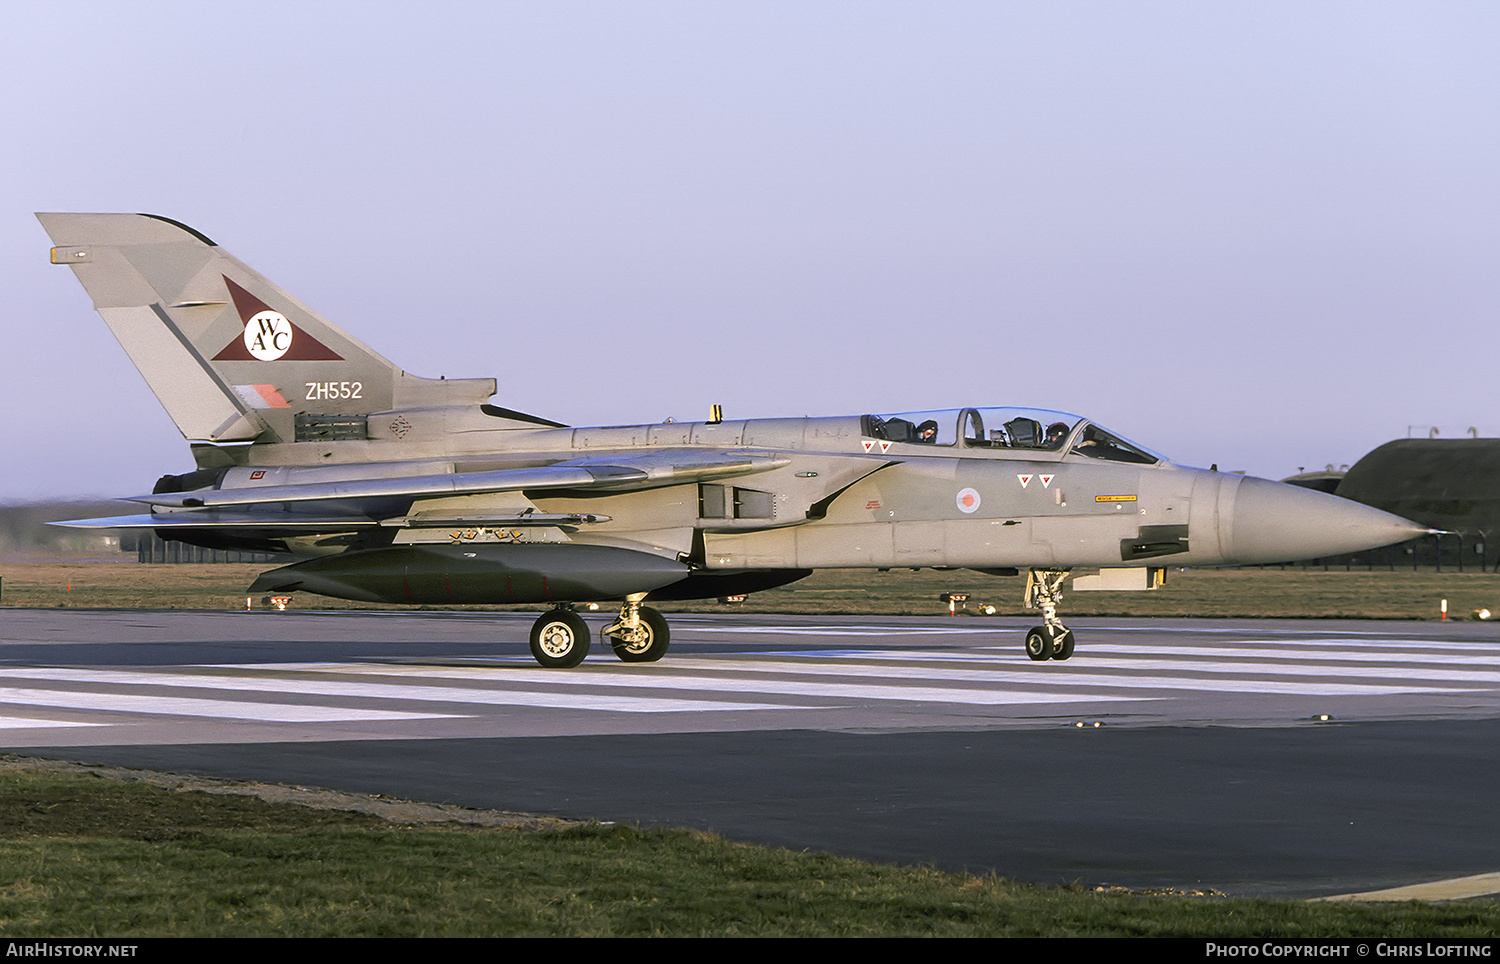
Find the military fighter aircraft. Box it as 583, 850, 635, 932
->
38, 213, 1426, 667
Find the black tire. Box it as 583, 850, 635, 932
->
529, 609, 590, 668
1051, 627, 1075, 660
1024, 626, 1053, 662
610, 606, 670, 662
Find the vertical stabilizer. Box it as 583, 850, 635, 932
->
36, 213, 495, 449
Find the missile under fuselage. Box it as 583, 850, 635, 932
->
247, 542, 692, 605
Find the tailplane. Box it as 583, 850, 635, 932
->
37, 213, 496, 455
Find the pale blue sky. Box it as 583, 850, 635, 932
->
3, 1, 1497, 498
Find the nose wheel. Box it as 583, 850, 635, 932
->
1023, 570, 1074, 661
1024, 624, 1075, 661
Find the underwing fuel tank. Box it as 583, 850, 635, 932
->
247, 543, 689, 605
1203, 473, 1427, 565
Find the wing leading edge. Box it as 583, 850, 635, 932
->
55, 450, 794, 530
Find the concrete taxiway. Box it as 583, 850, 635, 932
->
0, 608, 1496, 898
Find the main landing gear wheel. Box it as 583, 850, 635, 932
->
529, 609, 590, 668
608, 605, 670, 663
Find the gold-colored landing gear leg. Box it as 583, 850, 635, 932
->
601, 592, 670, 663
1023, 569, 1075, 661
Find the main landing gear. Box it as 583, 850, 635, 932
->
1023, 569, 1074, 662
529, 607, 590, 668
527, 593, 671, 668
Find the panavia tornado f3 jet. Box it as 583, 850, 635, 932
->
39, 213, 1426, 667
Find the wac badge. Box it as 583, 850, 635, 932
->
212, 276, 342, 362
244, 310, 294, 360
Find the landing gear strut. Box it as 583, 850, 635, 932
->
600, 593, 671, 663
1023, 569, 1074, 661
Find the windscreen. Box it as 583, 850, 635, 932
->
1069, 423, 1161, 464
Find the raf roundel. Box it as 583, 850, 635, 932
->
956, 487, 981, 514
244, 310, 295, 361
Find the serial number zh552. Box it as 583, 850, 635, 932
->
305, 381, 363, 400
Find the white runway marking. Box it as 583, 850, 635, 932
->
0, 668, 804, 719
749, 652, 1500, 687
1071, 641, 1500, 662
0, 685, 458, 724
0, 716, 101, 729
0, 626, 1494, 737
683, 625, 990, 636
210, 663, 1141, 706
668, 661, 1479, 696
0, 668, 799, 714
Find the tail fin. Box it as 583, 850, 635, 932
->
37, 213, 496, 451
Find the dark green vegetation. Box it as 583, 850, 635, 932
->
3, 560, 1498, 622
0, 761, 1494, 937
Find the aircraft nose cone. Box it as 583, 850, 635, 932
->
1220, 475, 1428, 564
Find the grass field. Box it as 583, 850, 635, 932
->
2, 558, 1497, 622
0, 758, 1495, 938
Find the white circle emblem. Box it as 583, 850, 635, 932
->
244, 310, 295, 361
956, 487, 981, 514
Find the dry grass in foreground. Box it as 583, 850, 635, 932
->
0, 756, 1494, 937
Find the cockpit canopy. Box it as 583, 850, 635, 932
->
862, 407, 1164, 465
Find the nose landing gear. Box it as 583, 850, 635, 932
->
1023, 569, 1074, 661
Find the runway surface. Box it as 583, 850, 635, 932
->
0, 608, 1496, 898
